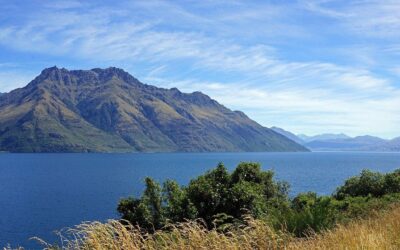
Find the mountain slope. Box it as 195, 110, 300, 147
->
0, 67, 308, 153
271, 126, 304, 145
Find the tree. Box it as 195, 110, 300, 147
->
163, 180, 197, 222
118, 177, 164, 231
186, 163, 231, 224
118, 162, 289, 230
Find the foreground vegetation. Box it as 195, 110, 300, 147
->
34, 205, 400, 249
33, 163, 400, 249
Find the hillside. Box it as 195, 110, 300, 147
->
0, 67, 308, 153
271, 126, 304, 144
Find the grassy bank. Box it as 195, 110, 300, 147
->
35, 205, 400, 249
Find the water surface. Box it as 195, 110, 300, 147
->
1, 152, 399, 248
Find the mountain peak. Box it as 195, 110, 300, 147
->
90, 67, 140, 84
40, 66, 68, 75
33, 66, 70, 84
91, 66, 125, 74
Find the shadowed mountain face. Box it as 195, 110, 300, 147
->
0, 67, 308, 153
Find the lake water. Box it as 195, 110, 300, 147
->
1, 152, 400, 248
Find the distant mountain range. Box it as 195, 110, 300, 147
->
297, 133, 350, 143
272, 127, 400, 152
304, 135, 388, 151
0, 67, 308, 153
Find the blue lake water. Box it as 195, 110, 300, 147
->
1, 152, 400, 248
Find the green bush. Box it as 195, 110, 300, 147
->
275, 192, 339, 236
334, 193, 400, 220
118, 162, 289, 231
335, 169, 400, 199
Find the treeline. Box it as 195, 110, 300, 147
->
118, 163, 400, 236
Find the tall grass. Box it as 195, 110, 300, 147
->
291, 206, 400, 249
34, 206, 400, 250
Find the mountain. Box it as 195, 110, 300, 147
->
304, 135, 388, 151
271, 127, 304, 144
368, 137, 400, 152
268, 126, 399, 152
0, 67, 308, 153
298, 133, 351, 143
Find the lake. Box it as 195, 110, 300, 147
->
1, 152, 400, 248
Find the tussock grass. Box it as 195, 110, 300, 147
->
34, 206, 400, 250
291, 206, 400, 250
35, 218, 289, 250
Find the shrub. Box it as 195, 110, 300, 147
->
118, 162, 289, 231
277, 193, 339, 236
335, 169, 400, 199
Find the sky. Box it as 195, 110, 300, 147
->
0, 0, 399, 138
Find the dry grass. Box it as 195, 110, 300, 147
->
33, 206, 400, 250
291, 206, 400, 250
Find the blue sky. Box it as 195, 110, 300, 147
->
0, 0, 399, 138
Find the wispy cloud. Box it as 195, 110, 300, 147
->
301, 0, 400, 38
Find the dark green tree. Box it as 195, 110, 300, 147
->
118, 177, 164, 231
162, 180, 197, 222
118, 162, 289, 230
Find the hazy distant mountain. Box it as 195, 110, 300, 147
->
271, 127, 304, 144
272, 128, 399, 152
298, 133, 351, 143
304, 135, 388, 151
368, 137, 400, 152
0, 67, 308, 153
